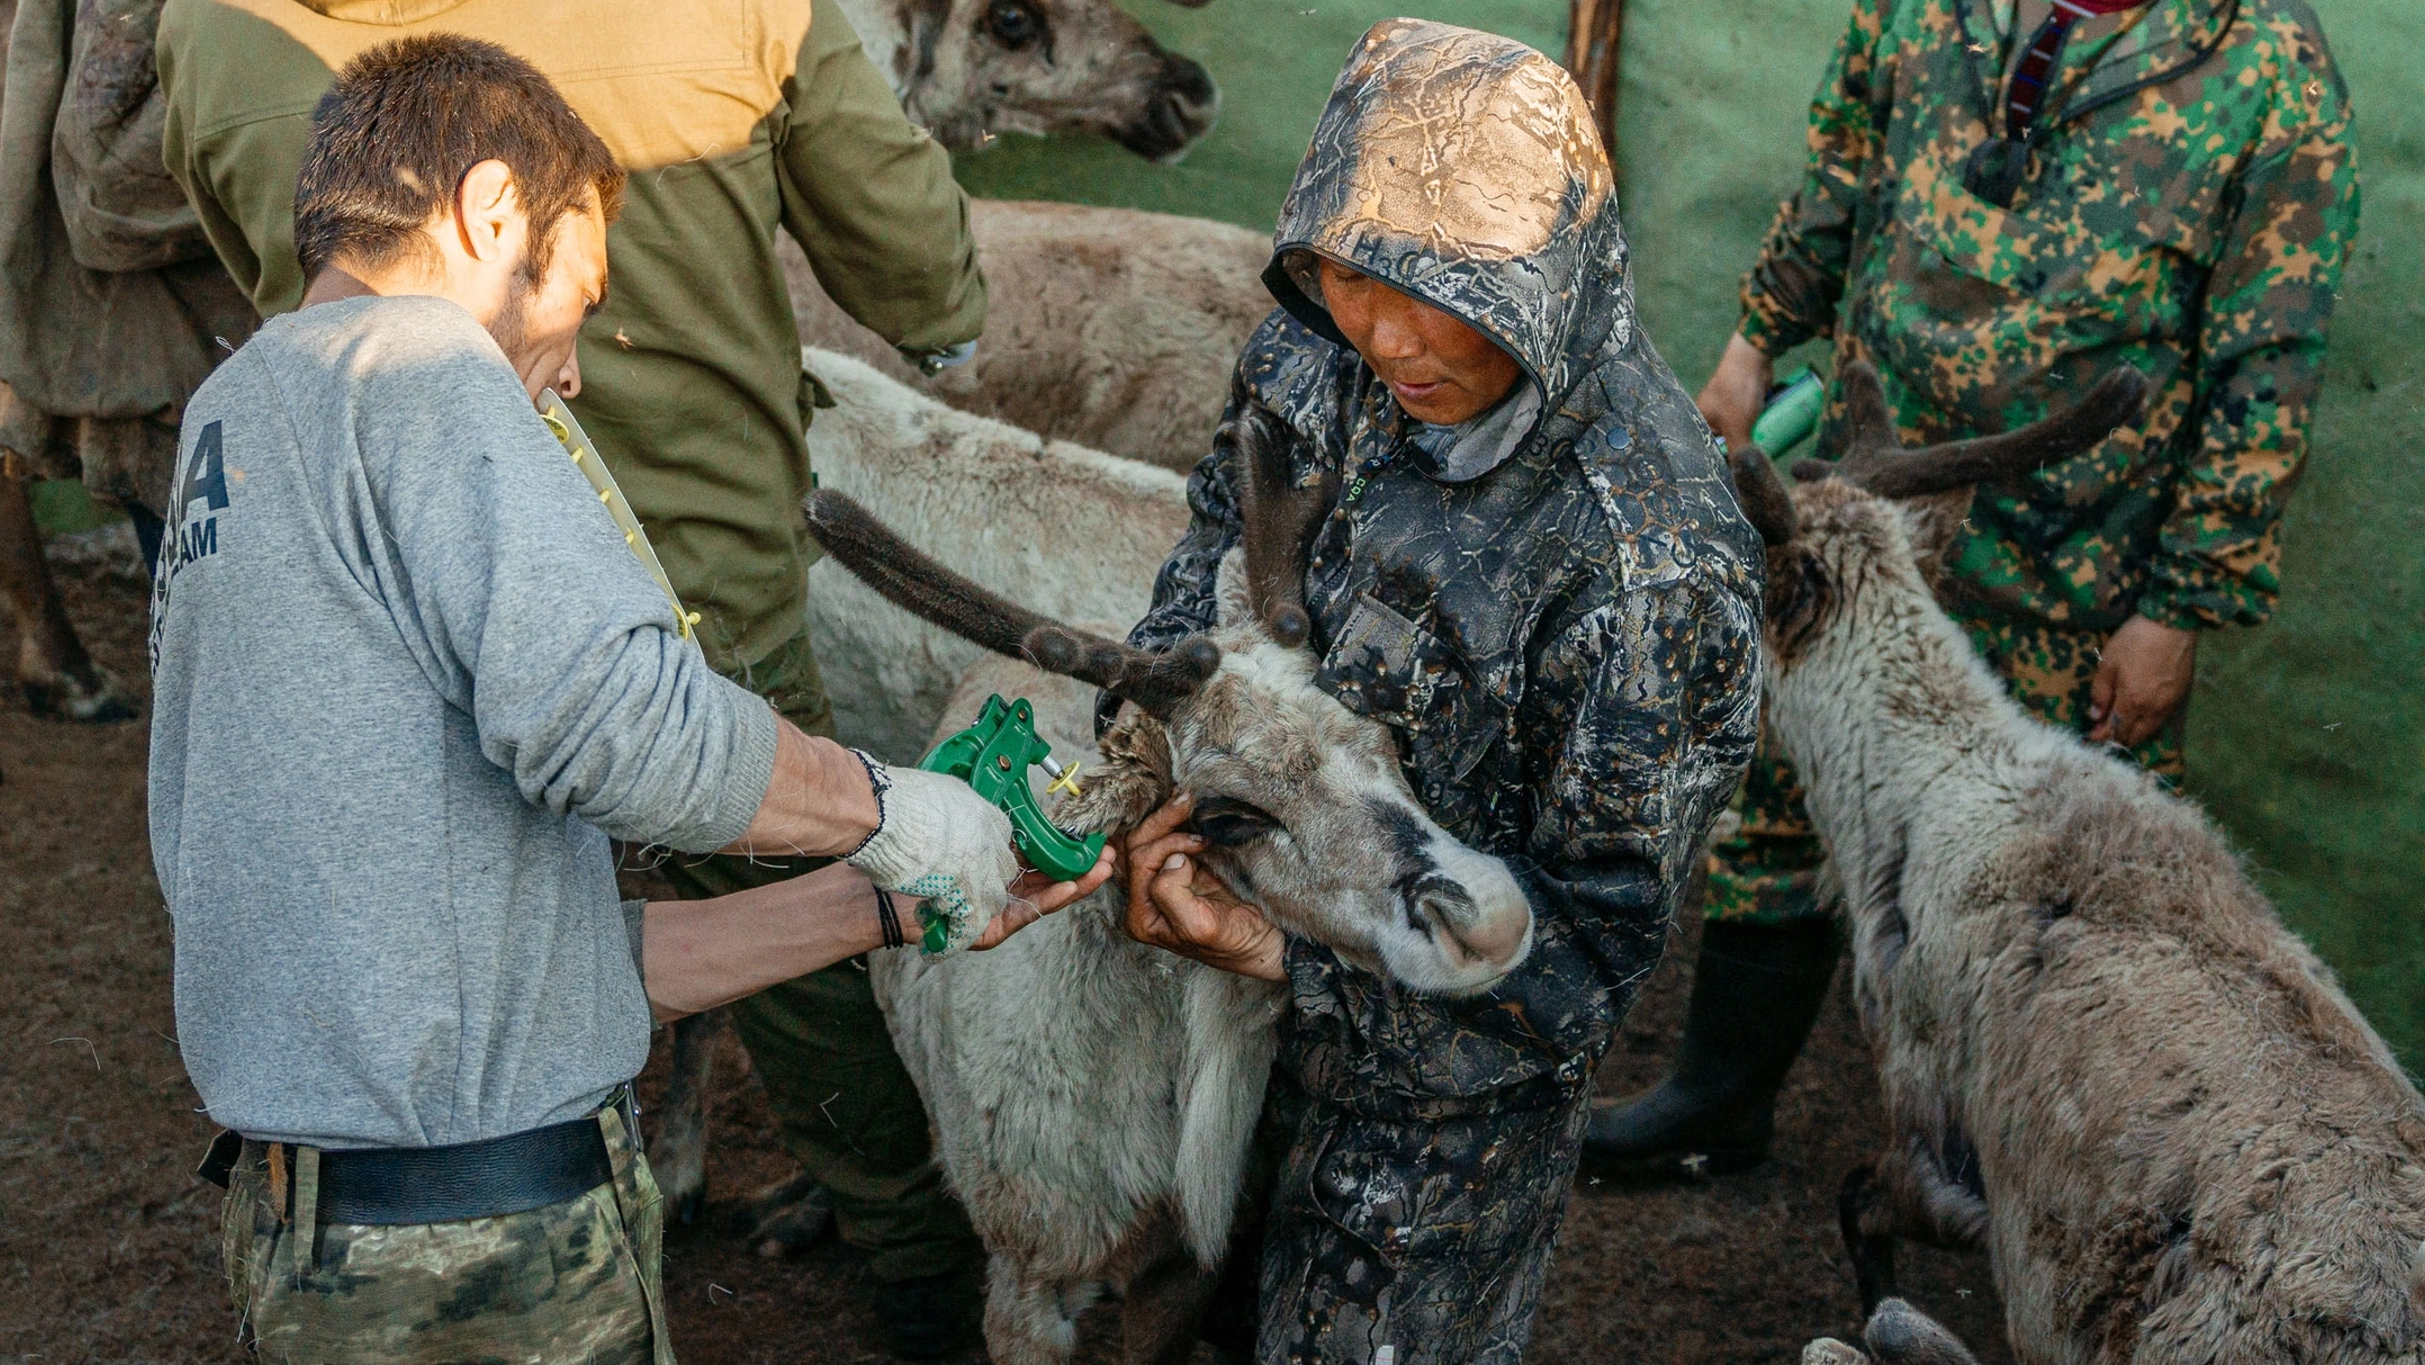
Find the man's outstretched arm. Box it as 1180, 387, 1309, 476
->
644, 851, 1114, 1021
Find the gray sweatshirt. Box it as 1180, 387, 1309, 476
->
148, 295, 778, 1150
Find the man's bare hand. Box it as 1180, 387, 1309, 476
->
2087, 615, 2199, 748
970, 846, 1117, 951
1116, 791, 1286, 982
1698, 333, 1774, 452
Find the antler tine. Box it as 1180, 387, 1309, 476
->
1726, 443, 1800, 547
1795, 361, 2150, 497
1025, 627, 1221, 722
1229, 393, 1338, 648
803, 489, 1219, 718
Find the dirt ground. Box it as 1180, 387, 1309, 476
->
0, 548, 2012, 1364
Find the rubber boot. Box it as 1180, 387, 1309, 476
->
1584, 917, 1841, 1175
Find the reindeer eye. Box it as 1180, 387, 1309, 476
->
1186, 797, 1281, 847
984, 0, 1043, 47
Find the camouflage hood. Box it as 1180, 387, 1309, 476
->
1264, 19, 1629, 438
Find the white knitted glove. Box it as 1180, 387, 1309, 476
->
843, 752, 1020, 954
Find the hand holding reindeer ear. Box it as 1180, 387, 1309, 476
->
1117, 792, 1287, 982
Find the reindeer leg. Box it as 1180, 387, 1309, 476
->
983, 1257, 1083, 1365
740, 1170, 833, 1256
1121, 1251, 1222, 1365
1840, 1162, 1902, 1317
0, 470, 132, 723
650, 1008, 720, 1225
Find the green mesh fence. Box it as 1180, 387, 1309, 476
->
953, 0, 2425, 1068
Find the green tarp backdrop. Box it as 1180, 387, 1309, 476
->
954, 0, 2425, 1068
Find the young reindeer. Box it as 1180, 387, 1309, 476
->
798, 399, 1534, 1365
1731, 363, 2425, 1364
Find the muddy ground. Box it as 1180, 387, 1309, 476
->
0, 549, 2011, 1364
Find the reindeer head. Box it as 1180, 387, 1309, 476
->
1722, 362, 2147, 925
1727, 360, 2149, 682
805, 401, 1532, 996
864, 0, 1220, 160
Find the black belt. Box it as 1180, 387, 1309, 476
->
198, 1095, 627, 1226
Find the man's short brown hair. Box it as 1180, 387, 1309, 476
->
293, 35, 626, 279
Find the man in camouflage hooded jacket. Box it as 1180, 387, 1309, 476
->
1115, 20, 1763, 1360
1589, 0, 2359, 1173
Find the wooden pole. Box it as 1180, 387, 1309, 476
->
1565, 0, 1626, 161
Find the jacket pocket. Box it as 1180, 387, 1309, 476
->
1316, 594, 1505, 786
1860, 176, 2168, 508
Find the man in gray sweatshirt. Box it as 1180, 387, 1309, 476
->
146, 37, 1105, 1365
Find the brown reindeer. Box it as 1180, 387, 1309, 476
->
840, 0, 1218, 159
1727, 364, 2425, 1363
785, 199, 1269, 473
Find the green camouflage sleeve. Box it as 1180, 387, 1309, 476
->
1736, 0, 1892, 357
2139, 64, 2359, 631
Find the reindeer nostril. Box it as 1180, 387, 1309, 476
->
1404, 870, 1529, 971
1162, 54, 1216, 109
1405, 879, 1482, 950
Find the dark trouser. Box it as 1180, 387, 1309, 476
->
1244, 1074, 1592, 1364
662, 632, 979, 1283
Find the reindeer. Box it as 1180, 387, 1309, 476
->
785, 199, 1268, 473
642, 344, 1210, 1228
0, 445, 128, 720
786, 396, 1531, 1363
1805, 1298, 1984, 1365
1724, 363, 2425, 1363
837, 0, 1219, 159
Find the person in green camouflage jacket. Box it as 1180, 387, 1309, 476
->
1587, 0, 2359, 1175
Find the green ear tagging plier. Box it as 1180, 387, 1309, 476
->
914, 695, 1107, 951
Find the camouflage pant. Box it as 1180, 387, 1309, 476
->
1255, 1081, 1593, 1363
220, 1104, 672, 1365
1707, 608, 2186, 923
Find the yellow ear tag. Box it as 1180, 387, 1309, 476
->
1047, 760, 1084, 798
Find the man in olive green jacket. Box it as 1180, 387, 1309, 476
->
157, 0, 990, 1351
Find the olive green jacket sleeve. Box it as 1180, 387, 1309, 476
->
775, 0, 985, 356
156, 0, 307, 314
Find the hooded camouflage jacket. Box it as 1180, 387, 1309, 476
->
1743, 0, 2358, 633
1128, 20, 1764, 1119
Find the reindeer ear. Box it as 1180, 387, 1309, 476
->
1213, 546, 1256, 633
1764, 541, 1834, 670
1056, 703, 1176, 835
1892, 489, 1973, 586
1728, 444, 1799, 546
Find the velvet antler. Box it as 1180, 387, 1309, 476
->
1730, 361, 2153, 549
1727, 444, 1803, 547
803, 489, 1219, 720
1226, 392, 1338, 648
1795, 361, 2149, 498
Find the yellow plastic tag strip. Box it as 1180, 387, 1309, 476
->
537, 388, 700, 640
